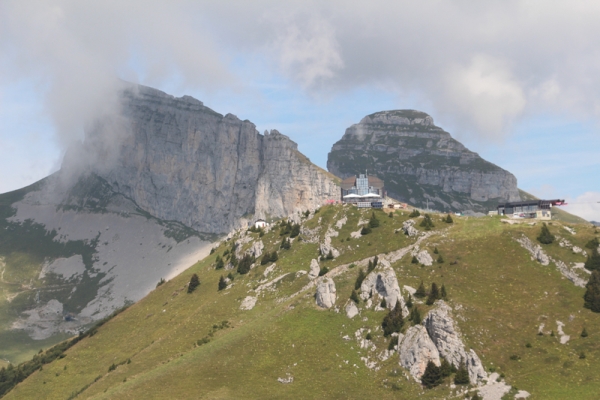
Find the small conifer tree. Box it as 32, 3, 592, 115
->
410, 306, 421, 325
411, 255, 419, 264
382, 300, 404, 336
426, 282, 440, 305
581, 327, 589, 337
290, 223, 301, 238
454, 361, 470, 385
361, 225, 372, 235
437, 254, 444, 264
420, 214, 435, 230
537, 223, 555, 244
415, 281, 426, 298
439, 357, 453, 378
318, 266, 329, 276
237, 254, 254, 275
406, 294, 413, 308
433, 247, 438, 254
389, 212, 394, 218
187, 274, 200, 293
380, 298, 387, 308
421, 361, 442, 388
218, 276, 227, 291
270, 251, 279, 262
280, 238, 291, 250
326, 250, 334, 260
409, 209, 421, 217
369, 212, 380, 228
215, 257, 225, 270
355, 268, 366, 290
227, 272, 234, 281
350, 290, 360, 304
388, 336, 399, 351
445, 214, 454, 223
440, 284, 447, 300
260, 252, 271, 265
584, 270, 600, 312
584, 248, 600, 271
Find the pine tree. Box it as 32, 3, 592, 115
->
410, 306, 422, 325
369, 212, 380, 228
318, 266, 329, 276
584, 248, 600, 271
411, 256, 419, 264
270, 251, 279, 262
439, 357, 453, 378
237, 254, 254, 275
187, 274, 200, 293
433, 247, 438, 254
471, 394, 482, 400
382, 300, 404, 336
437, 254, 444, 263
326, 250, 334, 260
406, 294, 413, 308
426, 282, 440, 305
581, 327, 588, 337
388, 336, 399, 351
445, 214, 454, 223
361, 225, 372, 235
350, 290, 360, 304
441, 284, 447, 300
260, 252, 271, 265
421, 361, 442, 388
415, 281, 426, 298
290, 223, 301, 238
280, 238, 291, 250
584, 270, 600, 312
585, 237, 600, 250
373, 255, 379, 268
215, 257, 225, 270
227, 272, 234, 281
355, 268, 366, 290
420, 214, 435, 230
537, 223, 555, 244
218, 276, 227, 291
389, 212, 394, 218
409, 209, 421, 217
454, 361, 470, 385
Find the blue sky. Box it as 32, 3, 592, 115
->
1, 1, 599, 220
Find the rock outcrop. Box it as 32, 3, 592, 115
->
73, 83, 339, 235
308, 259, 320, 279
423, 301, 487, 384
516, 235, 549, 265
402, 219, 419, 237
319, 227, 340, 259
327, 110, 520, 212
345, 301, 359, 318
414, 249, 433, 266
315, 278, 337, 308
359, 265, 408, 316
399, 325, 440, 380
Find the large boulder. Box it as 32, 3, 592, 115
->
415, 250, 433, 266
516, 235, 549, 265
345, 301, 359, 318
402, 219, 419, 237
423, 301, 487, 384
308, 259, 320, 279
360, 264, 408, 317
399, 325, 440, 380
315, 277, 337, 308
319, 227, 340, 259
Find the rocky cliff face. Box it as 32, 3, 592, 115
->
73, 84, 338, 234
327, 110, 520, 212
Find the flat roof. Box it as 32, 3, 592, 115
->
341, 175, 384, 190
498, 199, 565, 208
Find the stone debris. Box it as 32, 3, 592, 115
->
360, 356, 379, 370
402, 219, 419, 237
476, 372, 512, 400
515, 390, 531, 399
573, 262, 591, 274
255, 273, 289, 293
538, 323, 545, 335
277, 375, 294, 384
572, 246, 583, 254
11, 299, 89, 340
515, 235, 549, 265
412, 248, 433, 266
300, 225, 320, 243
550, 257, 586, 287
423, 301, 487, 384
556, 321, 570, 344
564, 226, 576, 235
263, 263, 276, 278
239, 296, 257, 310
308, 259, 320, 279
315, 277, 337, 308
295, 270, 307, 277
378, 349, 393, 361
335, 216, 348, 230
359, 263, 408, 317
345, 301, 359, 318
350, 229, 362, 239
399, 325, 440, 381
403, 285, 416, 295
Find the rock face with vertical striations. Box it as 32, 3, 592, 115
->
327, 110, 520, 212
75, 84, 339, 235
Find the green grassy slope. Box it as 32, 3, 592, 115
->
4, 206, 600, 399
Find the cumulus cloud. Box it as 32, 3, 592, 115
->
563, 192, 600, 222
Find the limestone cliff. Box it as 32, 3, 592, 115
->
327, 110, 520, 212
75, 84, 339, 234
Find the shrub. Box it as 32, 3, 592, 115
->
409, 306, 421, 325
584, 270, 600, 312
325, 250, 334, 260
409, 209, 420, 217
580, 351, 586, 359
365, 333, 372, 341
525, 342, 532, 348
350, 290, 360, 304
260, 253, 271, 265
509, 354, 520, 360
215, 256, 225, 270
227, 272, 234, 281
280, 238, 291, 250
380, 298, 387, 308
156, 278, 166, 288
355, 268, 366, 290
454, 361, 469, 384
415, 281, 426, 298
388, 212, 394, 218
445, 214, 454, 223
439, 357, 454, 377
361, 226, 372, 235
419, 214, 435, 230
405, 294, 413, 308
421, 361, 442, 388
411, 256, 419, 264
369, 212, 380, 228
318, 266, 329, 276
581, 327, 588, 337
585, 237, 600, 250
290, 223, 301, 238
237, 254, 254, 275
382, 300, 404, 336
270, 251, 279, 262
440, 284, 447, 300
218, 276, 227, 291
537, 223, 555, 244
433, 247, 438, 254
437, 255, 444, 264
187, 274, 200, 293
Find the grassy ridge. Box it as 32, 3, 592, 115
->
4, 206, 600, 399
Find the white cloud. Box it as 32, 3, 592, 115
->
563, 192, 600, 222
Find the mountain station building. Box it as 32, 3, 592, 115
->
340, 173, 386, 208
496, 199, 566, 220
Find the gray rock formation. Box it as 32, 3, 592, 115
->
515, 235, 549, 265
345, 301, 359, 318
308, 259, 320, 279
402, 219, 419, 237
319, 227, 340, 259
423, 301, 487, 384
73, 83, 339, 235
399, 325, 440, 380
315, 277, 337, 308
359, 265, 408, 316
327, 110, 520, 212
414, 249, 434, 266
